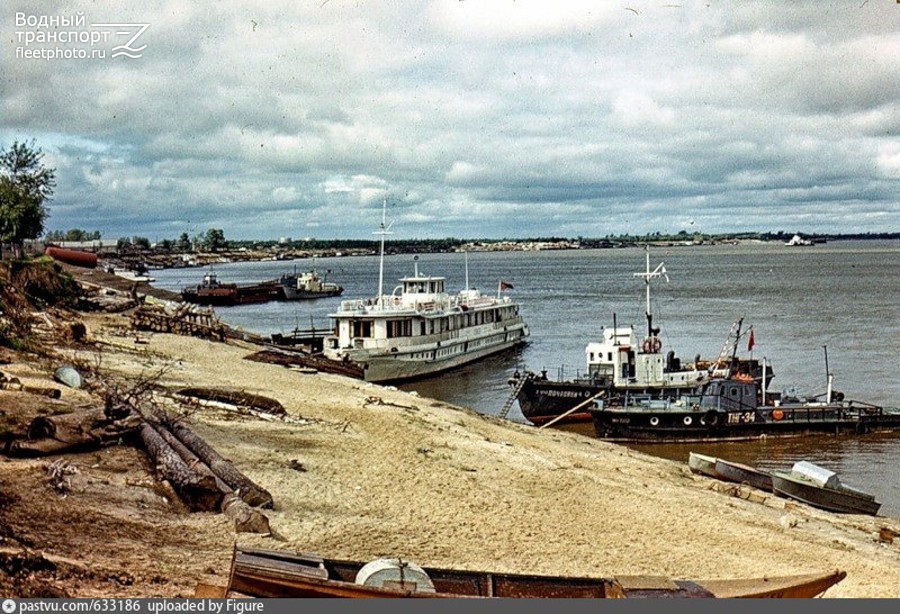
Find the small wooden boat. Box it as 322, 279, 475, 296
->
771, 461, 881, 516
688, 452, 719, 478
209, 547, 846, 599
714, 458, 773, 492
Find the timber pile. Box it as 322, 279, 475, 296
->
0, 403, 272, 534
131, 302, 227, 341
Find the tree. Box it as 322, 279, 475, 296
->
0, 140, 56, 258
203, 228, 226, 252
175, 232, 192, 252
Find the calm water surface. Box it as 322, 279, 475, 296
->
150, 240, 900, 517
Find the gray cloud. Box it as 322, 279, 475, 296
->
3, 0, 897, 240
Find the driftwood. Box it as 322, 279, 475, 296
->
175, 387, 286, 417
165, 419, 274, 509
138, 423, 222, 512
147, 421, 270, 534
243, 349, 365, 380
4, 408, 141, 457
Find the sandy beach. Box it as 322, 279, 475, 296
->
2, 306, 900, 598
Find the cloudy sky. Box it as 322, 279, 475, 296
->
3, 1, 899, 240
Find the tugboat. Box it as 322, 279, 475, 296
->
589, 351, 900, 443
507, 247, 770, 426
279, 267, 344, 300
322, 203, 530, 383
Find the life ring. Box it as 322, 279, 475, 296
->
652, 338, 662, 353
642, 338, 653, 353
683, 415, 693, 426
772, 409, 784, 421
649, 416, 660, 426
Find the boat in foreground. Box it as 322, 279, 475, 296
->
771, 461, 881, 516
208, 547, 845, 599
713, 458, 773, 492
322, 205, 529, 383
688, 452, 718, 478
688, 453, 774, 491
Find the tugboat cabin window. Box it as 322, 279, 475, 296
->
352, 320, 373, 338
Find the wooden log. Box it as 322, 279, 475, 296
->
138, 423, 223, 512
221, 493, 271, 534
147, 421, 271, 533
4, 408, 141, 458
166, 419, 274, 509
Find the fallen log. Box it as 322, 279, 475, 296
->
147, 421, 270, 534
4, 408, 141, 458
138, 423, 223, 512
165, 419, 274, 509
175, 387, 286, 417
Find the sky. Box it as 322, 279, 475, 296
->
3, 1, 899, 241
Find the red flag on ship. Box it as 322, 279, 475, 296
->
499, 280, 514, 290
747, 328, 755, 352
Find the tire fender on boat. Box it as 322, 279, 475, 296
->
704, 410, 718, 427
649, 416, 660, 426
683, 415, 693, 426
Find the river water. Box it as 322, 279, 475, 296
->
149, 240, 900, 517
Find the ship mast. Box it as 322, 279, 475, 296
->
374, 198, 392, 306
633, 245, 668, 338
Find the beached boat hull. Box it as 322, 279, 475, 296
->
771, 472, 881, 515
219, 547, 845, 599
714, 458, 773, 492
45, 246, 98, 268
688, 452, 718, 478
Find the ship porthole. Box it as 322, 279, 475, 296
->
683, 416, 693, 426
649, 417, 660, 426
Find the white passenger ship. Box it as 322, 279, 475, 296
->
322, 206, 530, 383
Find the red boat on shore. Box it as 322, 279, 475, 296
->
44, 246, 98, 268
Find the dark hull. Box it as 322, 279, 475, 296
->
182, 282, 282, 306
515, 377, 601, 425
514, 361, 772, 427
771, 473, 881, 515
591, 404, 900, 443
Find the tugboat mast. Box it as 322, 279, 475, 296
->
633, 245, 669, 339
